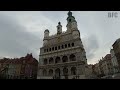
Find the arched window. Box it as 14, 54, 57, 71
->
55, 68, 60, 79
65, 44, 67, 48
55, 47, 57, 50
43, 69, 47, 76
62, 56, 68, 63
52, 47, 54, 51
49, 48, 51, 51
72, 43, 74, 47
61, 45, 64, 49
68, 43, 70, 47
55, 57, 61, 63
44, 59, 47, 65
58, 46, 60, 50
69, 54, 76, 61
49, 69, 53, 76
49, 58, 54, 64
44, 49, 46, 53
71, 67, 77, 75
63, 67, 68, 76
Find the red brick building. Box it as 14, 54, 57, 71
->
20, 53, 38, 79
0, 53, 38, 79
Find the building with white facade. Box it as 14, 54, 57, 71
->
37, 11, 87, 79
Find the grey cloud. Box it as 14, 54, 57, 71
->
82, 34, 99, 61
0, 11, 120, 64
0, 13, 41, 60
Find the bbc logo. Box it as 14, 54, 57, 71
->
108, 12, 118, 18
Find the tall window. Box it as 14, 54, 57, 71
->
70, 54, 76, 61
72, 43, 74, 47
55, 47, 57, 50
61, 45, 64, 49
52, 47, 54, 51
71, 67, 76, 75
58, 46, 60, 50
63, 67, 68, 76
49, 48, 51, 51
44, 49, 46, 53
55, 68, 60, 79
68, 43, 70, 47
43, 69, 47, 76
55, 57, 61, 63
44, 59, 47, 65
65, 44, 67, 48
49, 58, 54, 64
62, 56, 68, 63
49, 69, 53, 76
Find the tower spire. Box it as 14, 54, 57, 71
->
57, 21, 62, 34
66, 11, 78, 32
58, 22, 61, 25
68, 11, 72, 16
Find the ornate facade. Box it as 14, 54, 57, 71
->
37, 11, 87, 79
112, 38, 120, 72
110, 49, 120, 74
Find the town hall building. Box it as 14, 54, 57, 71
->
37, 11, 87, 79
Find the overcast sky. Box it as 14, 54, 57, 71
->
0, 11, 120, 64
